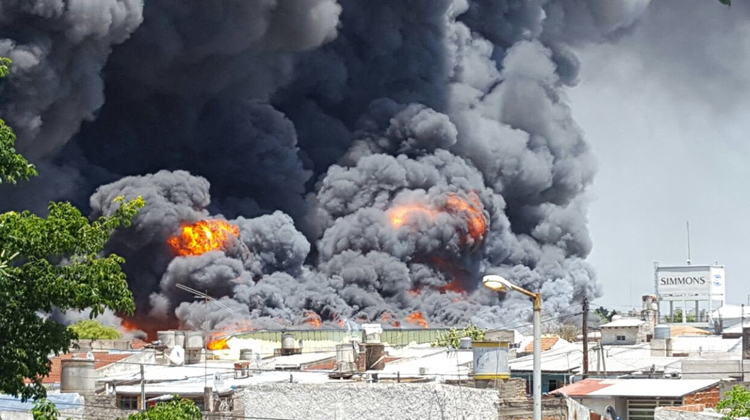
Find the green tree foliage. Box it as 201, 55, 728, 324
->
432, 324, 485, 348
32, 398, 70, 420
717, 385, 750, 419
68, 320, 122, 340
0, 59, 36, 184
118, 396, 202, 420
594, 306, 616, 323
719, 0, 731, 6
0, 58, 144, 400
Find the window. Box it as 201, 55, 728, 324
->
616, 335, 627, 342
548, 378, 564, 392
117, 395, 139, 410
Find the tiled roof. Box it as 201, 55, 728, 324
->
29, 353, 133, 384
523, 336, 559, 353
670, 325, 711, 336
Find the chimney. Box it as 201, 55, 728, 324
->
641, 295, 659, 340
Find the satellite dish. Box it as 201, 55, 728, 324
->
605, 405, 617, 419
168, 346, 185, 365
86, 351, 95, 360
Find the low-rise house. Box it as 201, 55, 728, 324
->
554, 379, 720, 420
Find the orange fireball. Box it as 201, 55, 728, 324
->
388, 204, 435, 227
445, 193, 487, 241
207, 336, 229, 350
303, 310, 322, 328
168, 220, 240, 256
405, 311, 429, 328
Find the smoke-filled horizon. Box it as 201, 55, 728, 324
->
0, 0, 652, 334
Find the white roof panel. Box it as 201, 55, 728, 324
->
588, 379, 719, 398
601, 319, 645, 328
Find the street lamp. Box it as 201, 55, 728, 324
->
483, 275, 542, 420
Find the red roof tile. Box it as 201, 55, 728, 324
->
523, 336, 559, 353
551, 379, 613, 397
27, 352, 133, 384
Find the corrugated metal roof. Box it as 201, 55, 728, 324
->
587, 379, 719, 397
554, 379, 719, 398
601, 319, 645, 328
552, 379, 614, 396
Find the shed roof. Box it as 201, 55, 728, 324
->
554, 379, 719, 398
523, 336, 560, 353
29, 352, 133, 384
601, 319, 645, 328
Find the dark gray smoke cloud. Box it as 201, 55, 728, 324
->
2, 0, 652, 331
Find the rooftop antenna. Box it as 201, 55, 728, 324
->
175, 283, 235, 393
686, 221, 691, 265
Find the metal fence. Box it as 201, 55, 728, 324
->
233, 328, 452, 346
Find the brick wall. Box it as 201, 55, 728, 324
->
684, 387, 720, 408
83, 394, 137, 419
497, 397, 568, 420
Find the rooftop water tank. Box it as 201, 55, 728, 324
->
472, 341, 509, 380
281, 333, 296, 350
174, 331, 186, 348
185, 331, 204, 349
239, 349, 253, 361
459, 337, 473, 349
157, 331, 176, 347
61, 359, 95, 394
654, 324, 671, 340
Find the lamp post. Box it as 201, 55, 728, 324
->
483, 275, 542, 420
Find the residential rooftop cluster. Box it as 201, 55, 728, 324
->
3, 293, 750, 420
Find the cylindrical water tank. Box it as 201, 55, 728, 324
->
459, 337, 472, 349
281, 333, 295, 350
157, 331, 176, 347
174, 330, 185, 348
239, 349, 253, 360
61, 359, 95, 393
472, 341, 510, 380
336, 344, 355, 364
185, 331, 204, 349
654, 324, 671, 340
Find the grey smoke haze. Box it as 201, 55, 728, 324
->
1, 0, 654, 331
569, 0, 750, 311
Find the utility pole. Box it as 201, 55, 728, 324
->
742, 304, 745, 382
582, 298, 589, 378
140, 364, 146, 411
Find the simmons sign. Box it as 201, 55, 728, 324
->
656, 265, 725, 297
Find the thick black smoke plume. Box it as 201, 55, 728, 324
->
1, 0, 652, 331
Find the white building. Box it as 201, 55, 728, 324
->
600, 319, 647, 345
655, 264, 726, 326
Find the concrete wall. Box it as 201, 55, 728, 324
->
601, 327, 641, 345
654, 406, 723, 420
575, 397, 626, 420
242, 383, 499, 420
682, 359, 750, 380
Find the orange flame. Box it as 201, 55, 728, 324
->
304, 310, 322, 329
437, 280, 466, 294
387, 193, 487, 242
121, 319, 138, 332
207, 336, 229, 350
388, 204, 436, 227
445, 193, 487, 241
168, 220, 240, 256
405, 311, 429, 328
